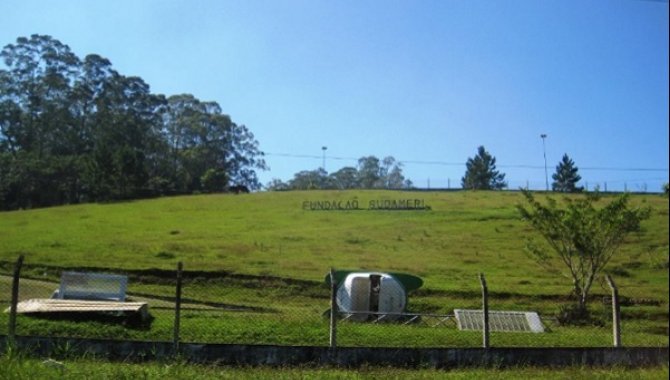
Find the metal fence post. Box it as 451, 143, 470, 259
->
479, 273, 489, 348
8, 255, 24, 347
329, 268, 337, 349
605, 275, 621, 347
173, 261, 183, 354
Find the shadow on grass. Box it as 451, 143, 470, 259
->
22, 311, 154, 331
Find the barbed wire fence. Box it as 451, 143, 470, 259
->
2, 256, 668, 351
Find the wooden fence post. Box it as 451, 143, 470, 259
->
8, 255, 24, 347
605, 275, 621, 347
173, 261, 183, 354
479, 273, 489, 348
329, 268, 337, 349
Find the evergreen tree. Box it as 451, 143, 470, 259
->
461, 146, 507, 190
552, 154, 583, 193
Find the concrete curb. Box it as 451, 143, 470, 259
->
1, 335, 667, 368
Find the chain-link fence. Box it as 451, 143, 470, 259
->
1, 257, 668, 349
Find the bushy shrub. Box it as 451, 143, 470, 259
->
556, 304, 604, 327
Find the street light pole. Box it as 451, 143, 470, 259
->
540, 134, 548, 191
322, 146, 327, 172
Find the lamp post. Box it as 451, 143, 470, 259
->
322, 146, 327, 172
540, 134, 548, 191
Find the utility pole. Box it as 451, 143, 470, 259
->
322, 146, 327, 172
540, 134, 548, 191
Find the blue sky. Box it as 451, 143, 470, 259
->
1, 0, 668, 191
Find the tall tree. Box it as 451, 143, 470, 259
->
354, 155, 407, 189
379, 156, 408, 189
223, 121, 266, 190
461, 146, 507, 190
329, 166, 359, 189
162, 94, 266, 192
0, 34, 81, 157
0, 34, 84, 207
265, 178, 289, 191
84, 74, 165, 200
552, 154, 583, 193
357, 156, 381, 188
288, 168, 330, 190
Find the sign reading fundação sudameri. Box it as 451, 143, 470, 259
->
302, 198, 429, 211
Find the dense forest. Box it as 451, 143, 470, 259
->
0, 35, 266, 210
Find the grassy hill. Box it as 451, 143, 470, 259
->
1, 190, 667, 291
0, 190, 667, 347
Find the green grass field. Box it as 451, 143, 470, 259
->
0, 190, 668, 347
1, 355, 668, 380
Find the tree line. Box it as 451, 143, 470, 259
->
267, 156, 412, 190
0, 35, 592, 211
269, 146, 585, 193
0, 35, 265, 210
